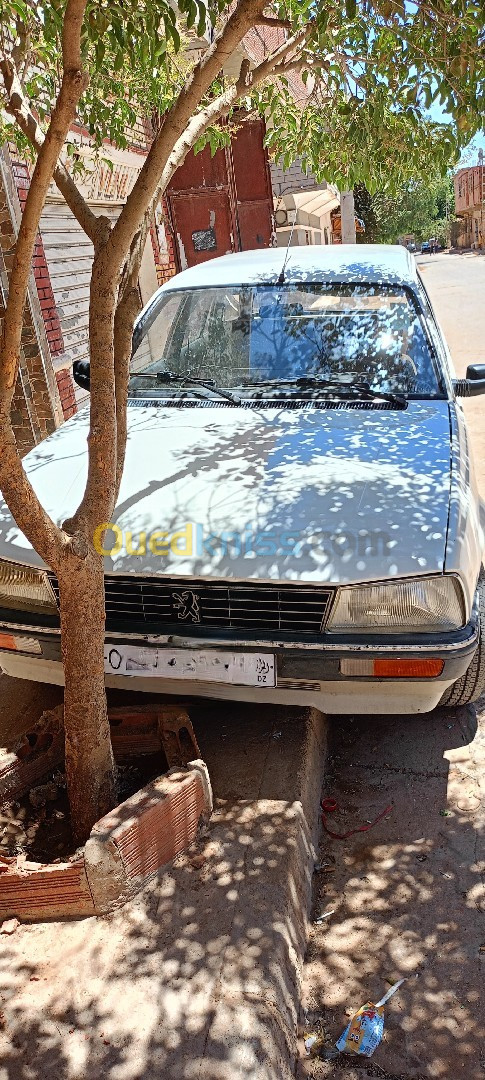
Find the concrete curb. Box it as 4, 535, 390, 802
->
165, 706, 329, 1080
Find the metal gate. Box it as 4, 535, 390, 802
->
166, 118, 273, 272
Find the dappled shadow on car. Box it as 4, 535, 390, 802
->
101, 398, 452, 589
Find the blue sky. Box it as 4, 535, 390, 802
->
428, 102, 485, 165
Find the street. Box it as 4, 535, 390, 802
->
1, 251, 485, 1080
417, 250, 485, 495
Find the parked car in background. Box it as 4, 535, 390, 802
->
421, 240, 431, 254
0, 245, 484, 715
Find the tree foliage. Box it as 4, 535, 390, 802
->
1, 0, 484, 189
355, 174, 456, 244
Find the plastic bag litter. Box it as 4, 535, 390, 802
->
336, 978, 405, 1058
303, 1034, 339, 1061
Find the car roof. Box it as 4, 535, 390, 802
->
160, 243, 419, 292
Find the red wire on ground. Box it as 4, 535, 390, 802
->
321, 797, 393, 840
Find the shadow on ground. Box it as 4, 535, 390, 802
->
300, 702, 485, 1080
0, 689, 324, 1080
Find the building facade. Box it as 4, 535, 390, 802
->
271, 159, 339, 247
453, 163, 485, 249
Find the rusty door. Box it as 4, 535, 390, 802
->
230, 118, 273, 250
169, 191, 234, 269
166, 117, 273, 271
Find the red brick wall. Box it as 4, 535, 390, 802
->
12, 160, 65, 359
11, 157, 76, 422
150, 199, 177, 285
55, 369, 77, 419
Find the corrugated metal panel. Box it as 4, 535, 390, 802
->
40, 201, 120, 372
40, 201, 155, 404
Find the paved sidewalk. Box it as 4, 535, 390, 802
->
0, 682, 328, 1080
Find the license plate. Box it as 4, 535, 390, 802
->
104, 645, 275, 686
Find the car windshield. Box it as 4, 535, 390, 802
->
130, 283, 443, 398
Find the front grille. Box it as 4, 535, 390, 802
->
48, 575, 335, 637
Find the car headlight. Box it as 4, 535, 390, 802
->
0, 559, 58, 616
327, 576, 466, 634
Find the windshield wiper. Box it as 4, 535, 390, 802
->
239, 376, 406, 408
131, 370, 241, 405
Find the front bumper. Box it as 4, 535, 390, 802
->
0, 598, 479, 715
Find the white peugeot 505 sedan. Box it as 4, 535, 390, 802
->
0, 244, 484, 714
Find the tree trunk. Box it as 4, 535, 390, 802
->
57, 549, 116, 846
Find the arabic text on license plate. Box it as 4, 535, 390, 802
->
104, 646, 275, 686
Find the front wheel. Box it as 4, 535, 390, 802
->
440, 572, 485, 707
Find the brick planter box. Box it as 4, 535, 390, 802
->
0, 707, 211, 922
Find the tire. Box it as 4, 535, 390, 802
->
440, 571, 485, 707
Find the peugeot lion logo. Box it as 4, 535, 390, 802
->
172, 590, 201, 623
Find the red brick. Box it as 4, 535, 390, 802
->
0, 859, 96, 920
35, 275, 51, 289
0, 706, 64, 802
84, 762, 211, 912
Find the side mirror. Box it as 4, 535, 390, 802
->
466, 363, 485, 381
73, 359, 90, 391
454, 363, 485, 397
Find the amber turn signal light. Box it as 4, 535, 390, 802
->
340, 658, 444, 678
0, 632, 42, 654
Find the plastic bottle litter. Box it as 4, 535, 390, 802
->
336, 978, 406, 1058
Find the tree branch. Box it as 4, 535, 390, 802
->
0, 57, 99, 242
68, 0, 271, 535
273, 59, 308, 74
71, 1, 312, 536
0, 0, 89, 568
153, 29, 313, 204
113, 282, 142, 499
106, 0, 267, 271
242, 21, 314, 85
258, 15, 293, 29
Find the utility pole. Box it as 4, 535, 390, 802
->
340, 190, 357, 243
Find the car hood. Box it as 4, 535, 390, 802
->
0, 400, 451, 584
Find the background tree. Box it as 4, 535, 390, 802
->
0, 0, 483, 844
355, 175, 456, 245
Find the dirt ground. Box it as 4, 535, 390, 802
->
299, 705, 485, 1079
